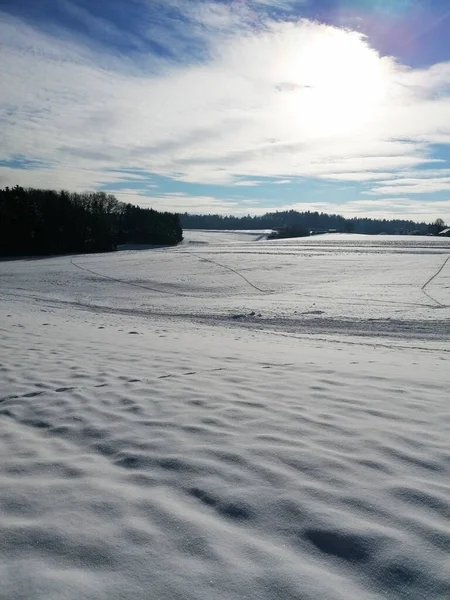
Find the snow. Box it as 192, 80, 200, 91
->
1, 231, 449, 600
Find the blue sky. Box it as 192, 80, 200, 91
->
1, 0, 450, 221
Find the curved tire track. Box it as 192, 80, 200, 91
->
187, 251, 271, 294
421, 255, 450, 307
70, 259, 189, 297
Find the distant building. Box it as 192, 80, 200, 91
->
438, 228, 450, 237
310, 230, 326, 235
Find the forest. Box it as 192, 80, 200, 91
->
0, 187, 183, 257
181, 209, 433, 235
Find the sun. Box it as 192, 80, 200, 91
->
279, 27, 389, 136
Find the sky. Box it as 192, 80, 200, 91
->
1, 0, 450, 222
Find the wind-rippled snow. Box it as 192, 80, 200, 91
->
1, 232, 449, 599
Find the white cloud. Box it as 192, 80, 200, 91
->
251, 0, 308, 9
232, 180, 265, 186
322, 172, 398, 182
368, 177, 450, 195
112, 189, 260, 215
0, 165, 150, 192
2, 7, 450, 216
184, 1, 256, 32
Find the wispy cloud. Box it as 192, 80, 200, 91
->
112, 189, 259, 215
251, 0, 307, 9
369, 177, 450, 195
232, 180, 266, 187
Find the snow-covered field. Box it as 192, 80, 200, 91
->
1, 231, 449, 600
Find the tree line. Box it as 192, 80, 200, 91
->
0, 187, 183, 257
181, 210, 440, 236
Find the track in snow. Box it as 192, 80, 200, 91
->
421, 254, 450, 307
187, 250, 272, 294
70, 258, 189, 297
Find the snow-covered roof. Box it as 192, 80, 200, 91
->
438, 228, 450, 235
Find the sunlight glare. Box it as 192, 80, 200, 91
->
281, 28, 389, 136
